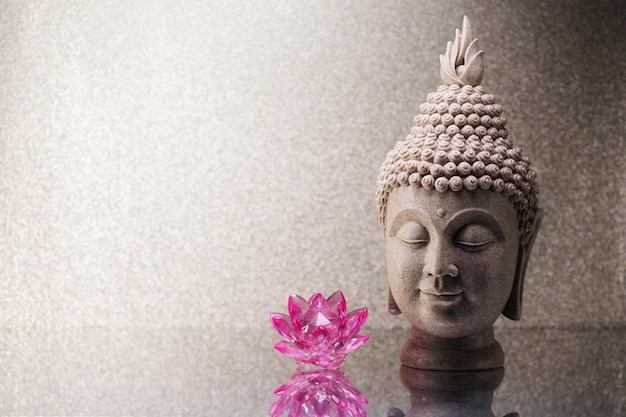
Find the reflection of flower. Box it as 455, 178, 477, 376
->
270, 369, 368, 417
270, 291, 369, 368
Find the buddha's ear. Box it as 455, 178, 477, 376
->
503, 209, 543, 320
388, 288, 402, 315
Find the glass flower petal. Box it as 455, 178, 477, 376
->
271, 313, 295, 341
337, 334, 370, 356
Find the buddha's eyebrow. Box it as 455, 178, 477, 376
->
388, 208, 428, 237
444, 209, 505, 241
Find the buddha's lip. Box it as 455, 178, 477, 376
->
418, 289, 463, 297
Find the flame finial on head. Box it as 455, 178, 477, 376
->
440, 16, 484, 86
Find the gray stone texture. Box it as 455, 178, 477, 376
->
0, 0, 623, 415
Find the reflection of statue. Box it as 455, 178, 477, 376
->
376, 17, 542, 371
389, 366, 516, 417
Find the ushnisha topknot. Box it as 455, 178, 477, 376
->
376, 16, 539, 245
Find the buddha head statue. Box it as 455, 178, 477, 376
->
376, 17, 542, 343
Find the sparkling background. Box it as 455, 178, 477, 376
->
0, 0, 624, 415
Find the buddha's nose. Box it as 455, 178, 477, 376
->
423, 246, 459, 279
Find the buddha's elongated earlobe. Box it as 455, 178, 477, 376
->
388, 288, 402, 315
503, 209, 543, 320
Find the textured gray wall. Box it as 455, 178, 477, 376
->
0, 0, 624, 415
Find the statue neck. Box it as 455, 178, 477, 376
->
400, 326, 504, 371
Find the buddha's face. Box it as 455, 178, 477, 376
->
385, 186, 520, 338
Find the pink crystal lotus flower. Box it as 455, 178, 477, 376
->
270, 369, 368, 417
270, 291, 369, 368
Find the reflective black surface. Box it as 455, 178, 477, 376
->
346, 326, 625, 417
195, 324, 625, 415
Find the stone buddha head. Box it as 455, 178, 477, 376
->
376, 17, 542, 342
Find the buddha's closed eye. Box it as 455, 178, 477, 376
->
455, 224, 497, 251
396, 222, 429, 246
